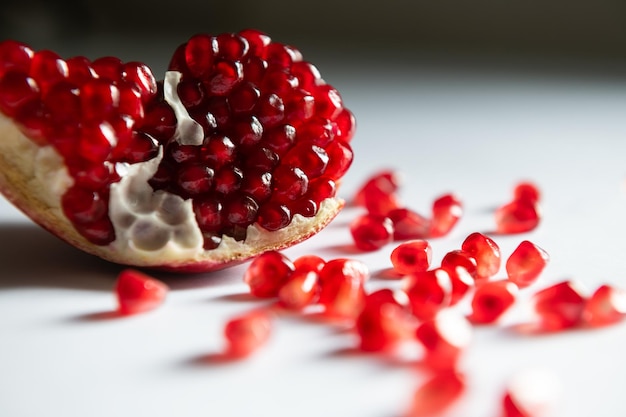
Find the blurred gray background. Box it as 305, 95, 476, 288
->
2, 0, 626, 76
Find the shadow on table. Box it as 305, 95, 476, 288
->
0, 222, 243, 291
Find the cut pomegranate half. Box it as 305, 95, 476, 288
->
0, 31, 355, 272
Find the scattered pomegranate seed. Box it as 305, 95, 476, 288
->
278, 269, 320, 310
461, 232, 501, 280
469, 280, 519, 324
445, 265, 475, 306
355, 289, 414, 352
506, 240, 549, 288
405, 268, 452, 321
390, 239, 432, 275
429, 193, 463, 238
387, 208, 430, 240
407, 371, 466, 417
350, 213, 394, 251
531, 280, 586, 331
114, 269, 169, 315
224, 310, 272, 358
582, 284, 626, 327
318, 258, 369, 319
353, 169, 401, 206
513, 181, 541, 205
293, 254, 326, 273
244, 251, 295, 298
440, 250, 478, 280
493, 181, 543, 234
415, 310, 472, 371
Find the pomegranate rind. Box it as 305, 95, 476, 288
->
0, 113, 344, 272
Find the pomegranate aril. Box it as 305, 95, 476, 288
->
306, 176, 336, 204
224, 310, 272, 358
265, 43, 300, 68
356, 289, 414, 352
333, 108, 356, 143
350, 213, 394, 251
76, 217, 116, 245
208, 60, 243, 96
214, 166, 243, 194
390, 239, 432, 275
262, 69, 299, 96
168, 142, 200, 164
238, 29, 271, 58
495, 199, 540, 234
224, 194, 259, 227
532, 280, 586, 331
78, 121, 115, 162
65, 56, 96, 85
184, 34, 215, 78
318, 258, 369, 319
255, 93, 285, 127
62, 186, 107, 223
297, 116, 336, 146
513, 181, 541, 205
441, 250, 478, 280
363, 186, 401, 216
139, 100, 177, 142
446, 265, 475, 306
407, 371, 466, 417
290, 61, 321, 91
387, 208, 430, 240
113, 131, 159, 164
231, 115, 263, 147
582, 284, 626, 327
201, 135, 236, 168
71, 162, 116, 191
354, 170, 402, 206
416, 310, 472, 371
215, 33, 249, 61
461, 232, 501, 280
193, 198, 223, 232
80, 79, 120, 121
272, 165, 309, 202
29, 50, 68, 94
228, 82, 260, 114
314, 84, 343, 119
257, 201, 291, 231
263, 124, 296, 155
405, 268, 452, 321
506, 240, 549, 288
91, 56, 122, 82
429, 193, 463, 237
244, 251, 295, 298
176, 164, 215, 195
323, 140, 353, 181
177, 78, 205, 108
0, 71, 40, 117
114, 269, 169, 315
278, 269, 319, 310
468, 280, 518, 324
293, 254, 326, 273
241, 169, 272, 203
122, 61, 157, 103
283, 143, 329, 177
0, 40, 34, 76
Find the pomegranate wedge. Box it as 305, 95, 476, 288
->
0, 31, 355, 272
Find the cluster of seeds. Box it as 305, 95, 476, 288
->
0, 40, 159, 244
150, 29, 354, 247
0, 30, 355, 250
110, 172, 626, 416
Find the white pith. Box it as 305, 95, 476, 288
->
0, 72, 343, 271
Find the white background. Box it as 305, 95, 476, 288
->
1, 58, 626, 417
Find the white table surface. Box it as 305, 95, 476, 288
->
1, 58, 626, 417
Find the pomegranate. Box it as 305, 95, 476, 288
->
0, 31, 355, 271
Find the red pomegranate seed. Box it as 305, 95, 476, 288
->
468, 280, 519, 324
502, 369, 560, 417
61, 186, 107, 224
238, 29, 271, 57
582, 284, 626, 327
75, 217, 116, 245
29, 50, 68, 94
532, 280, 586, 331
215, 33, 249, 61
184, 34, 215, 78
440, 250, 478, 280
505, 240, 549, 288
257, 201, 292, 231
42, 81, 81, 123
355, 289, 414, 352
0, 71, 40, 117
363, 185, 401, 217
445, 265, 475, 306
513, 181, 541, 205
278, 269, 320, 310
323, 140, 353, 180
390, 239, 432, 275
0, 40, 34, 77
122, 61, 157, 103
272, 165, 309, 202
80, 78, 120, 122
193, 198, 224, 232
293, 254, 326, 273
334, 108, 356, 143
495, 200, 540, 234
350, 213, 394, 251
78, 121, 116, 163
224, 310, 272, 358
387, 208, 430, 241
114, 269, 169, 315
318, 258, 369, 319
407, 371, 466, 417
91, 56, 122, 82
244, 251, 295, 298
65, 56, 96, 85
429, 193, 463, 238
405, 268, 452, 321
353, 169, 401, 206
461, 232, 501, 280
415, 310, 472, 371
176, 164, 215, 195
283, 143, 329, 177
